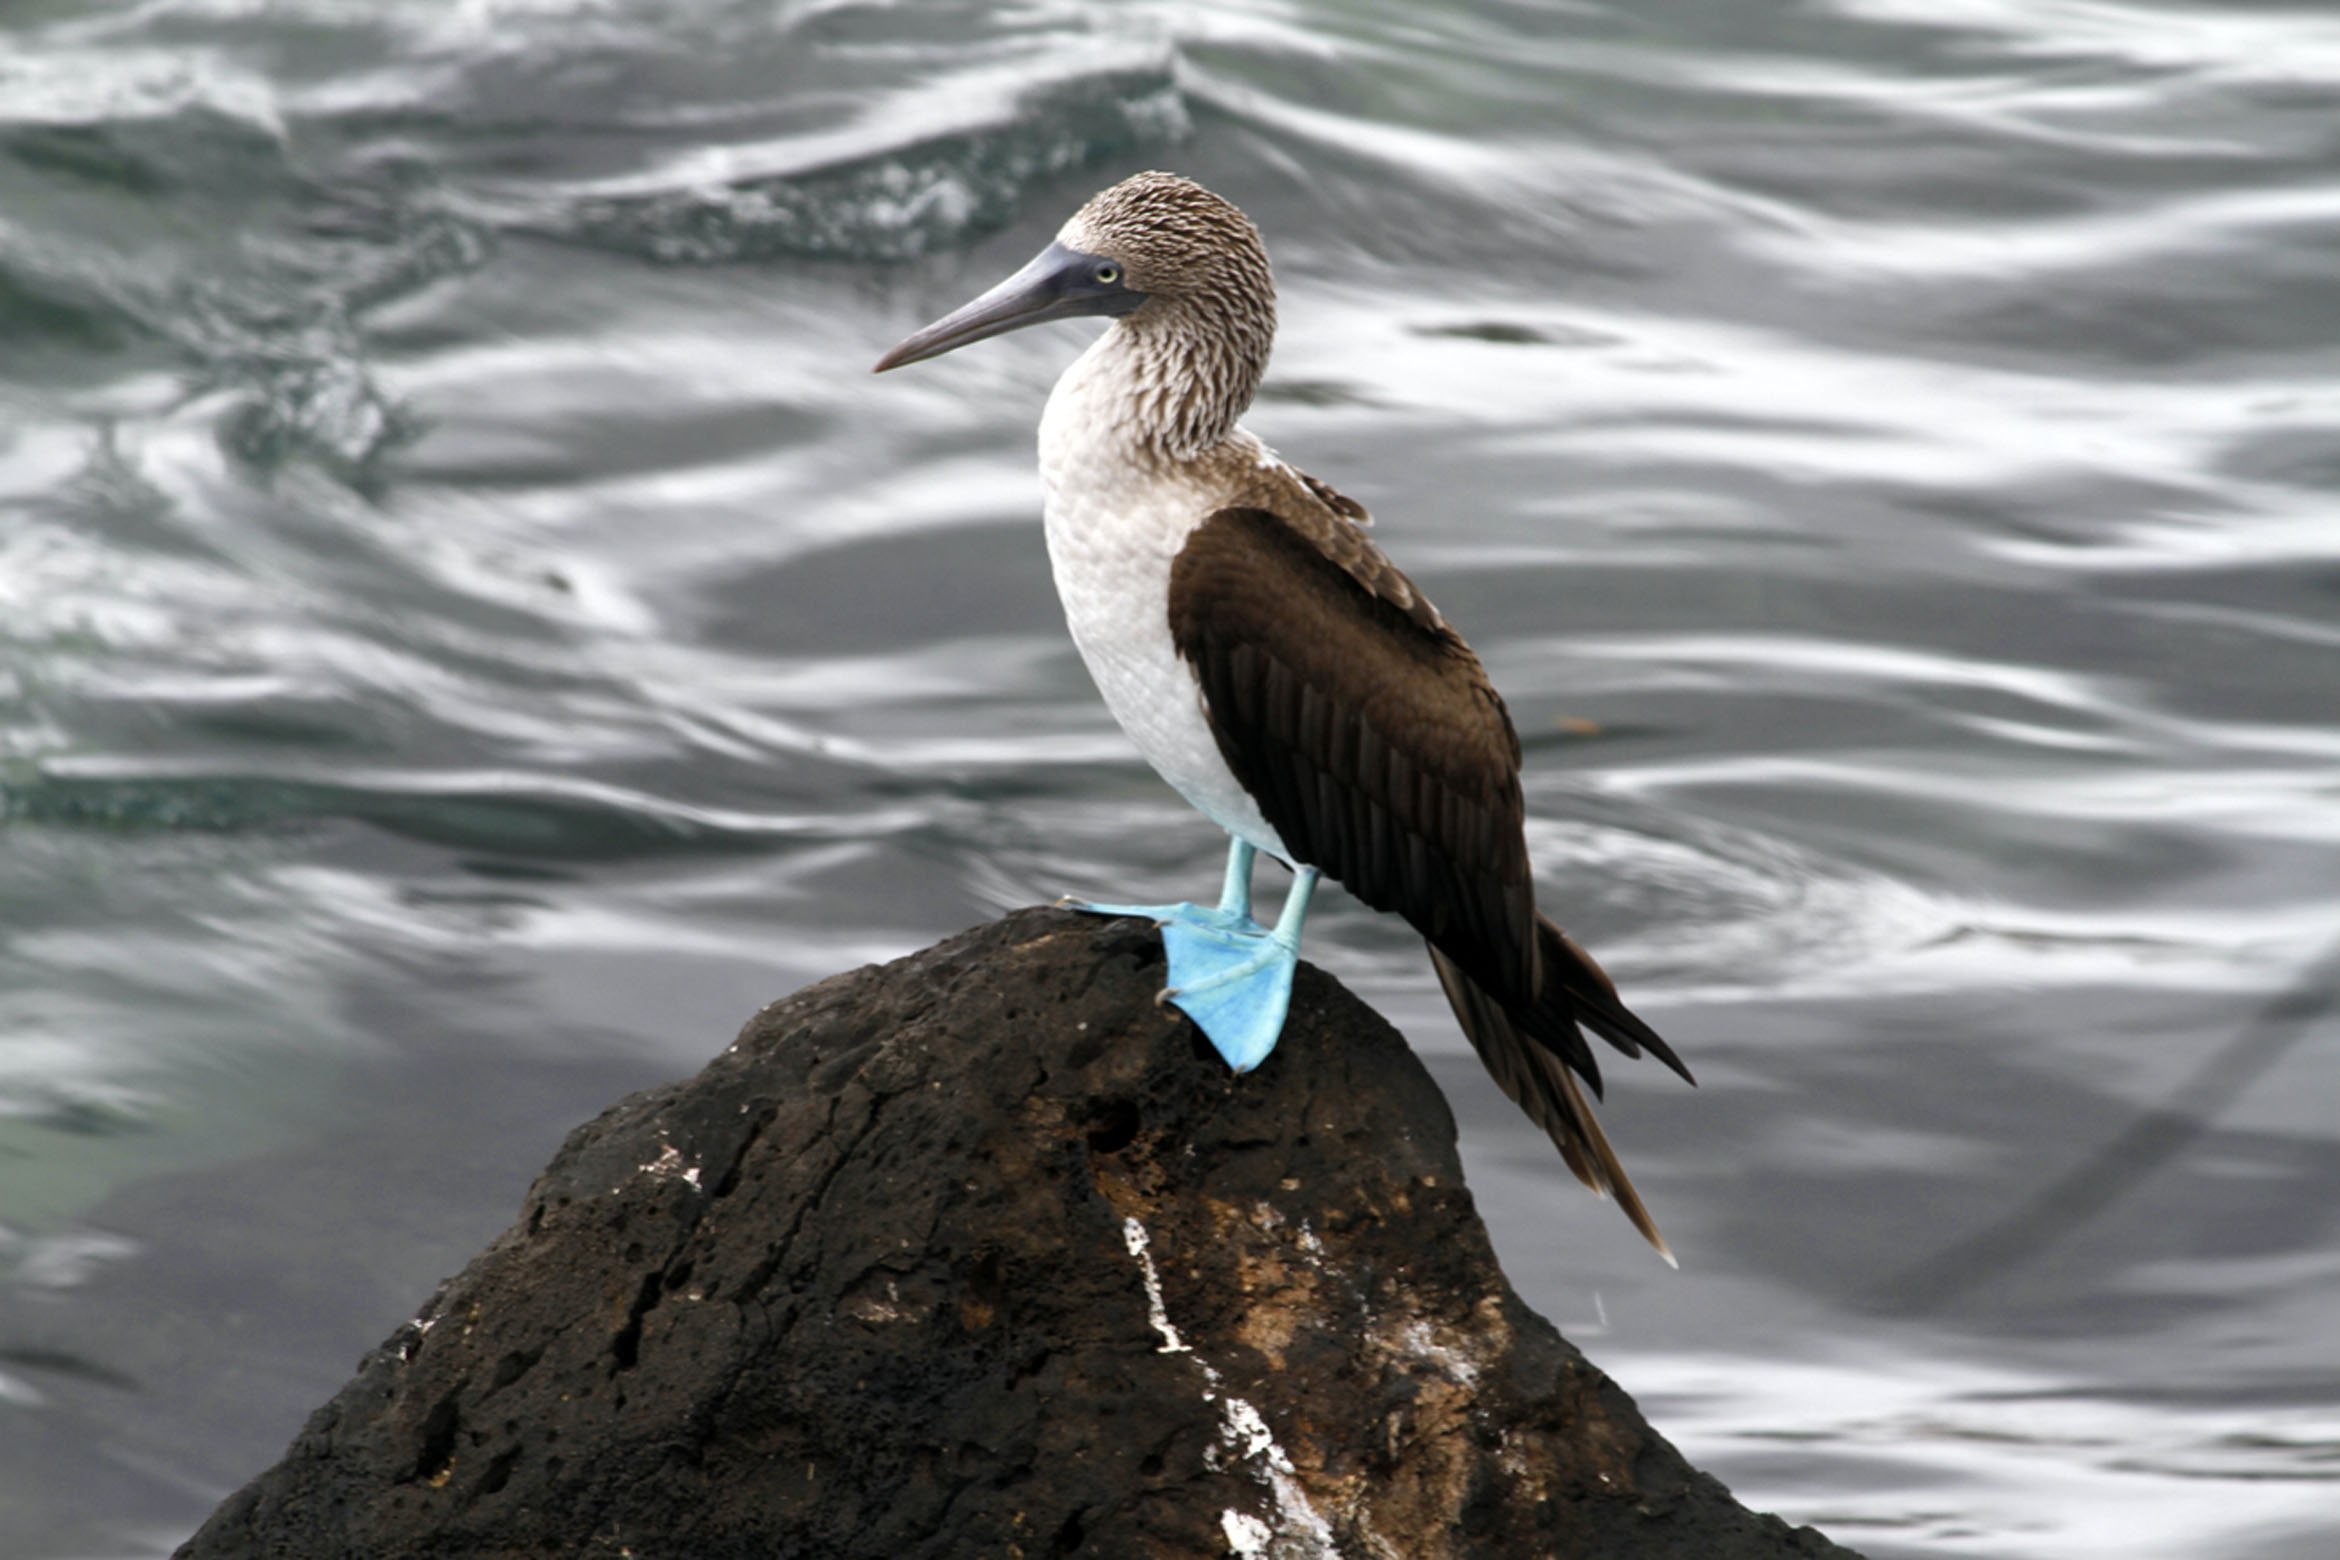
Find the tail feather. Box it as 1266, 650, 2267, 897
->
1431, 940, 1678, 1262
1536, 919, 1695, 1085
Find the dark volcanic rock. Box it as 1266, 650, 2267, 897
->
178, 908, 1860, 1560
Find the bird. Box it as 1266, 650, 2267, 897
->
875, 171, 1692, 1257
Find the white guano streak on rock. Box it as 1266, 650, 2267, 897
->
1119, 1215, 1342, 1558
1119, 1216, 1189, 1354
1397, 1318, 1481, 1387
1222, 1508, 1274, 1558
638, 1140, 701, 1188
1218, 1396, 1341, 1558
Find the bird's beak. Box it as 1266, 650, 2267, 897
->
873, 241, 1143, 373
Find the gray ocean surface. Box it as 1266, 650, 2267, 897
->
3, 1, 2337, 1554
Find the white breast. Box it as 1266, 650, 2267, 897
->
1037, 330, 1289, 862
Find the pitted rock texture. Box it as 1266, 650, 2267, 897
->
176, 907, 1860, 1560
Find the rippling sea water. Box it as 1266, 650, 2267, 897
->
3, 2, 2336, 1554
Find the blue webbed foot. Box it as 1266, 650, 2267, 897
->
1060, 897, 1288, 1068
1157, 914, 1298, 1073
1062, 841, 1321, 1076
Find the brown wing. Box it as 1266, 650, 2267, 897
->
1298, 470, 1372, 525
1166, 506, 1542, 1006
1167, 506, 1692, 1255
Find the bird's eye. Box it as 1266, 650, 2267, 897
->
1094, 262, 1122, 285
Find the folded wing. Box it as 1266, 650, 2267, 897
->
1166, 504, 1690, 1254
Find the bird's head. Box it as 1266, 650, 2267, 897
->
873, 171, 1274, 374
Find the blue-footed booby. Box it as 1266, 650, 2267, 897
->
876, 171, 1692, 1255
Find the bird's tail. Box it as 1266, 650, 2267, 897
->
1429, 917, 1689, 1262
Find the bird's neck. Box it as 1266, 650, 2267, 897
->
1042, 298, 1271, 470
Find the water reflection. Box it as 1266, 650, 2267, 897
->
1876, 933, 2340, 1313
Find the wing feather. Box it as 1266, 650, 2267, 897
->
1167, 506, 1533, 990
1166, 503, 1689, 1252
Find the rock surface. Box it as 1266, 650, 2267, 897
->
177, 908, 1860, 1560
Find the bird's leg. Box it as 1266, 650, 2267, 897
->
1211, 836, 1257, 923
1059, 837, 1262, 933
1158, 863, 1319, 1074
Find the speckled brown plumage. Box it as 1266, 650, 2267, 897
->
1059, 172, 1278, 460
